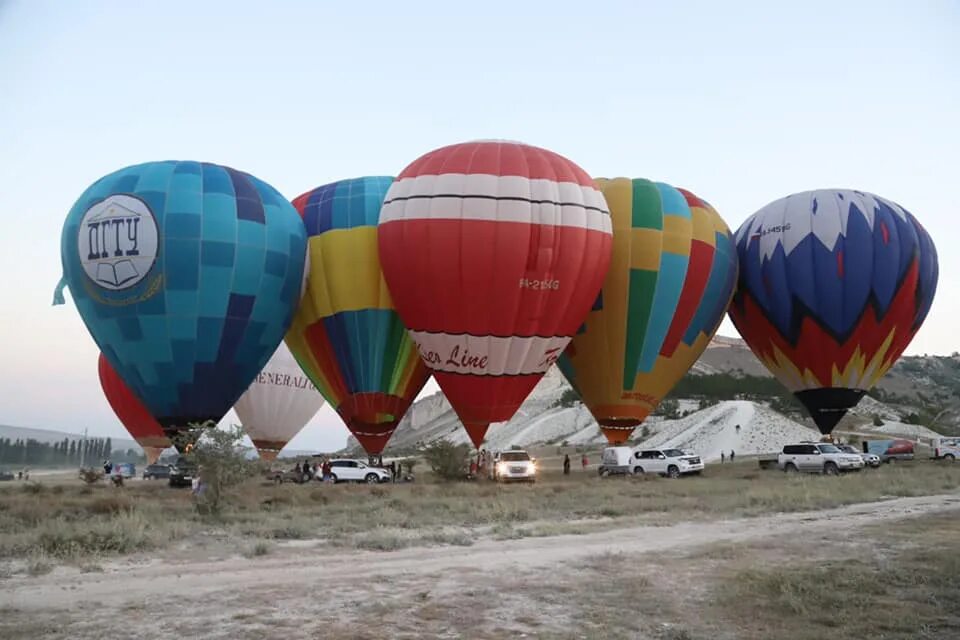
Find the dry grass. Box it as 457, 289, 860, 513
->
0, 460, 957, 570
713, 512, 960, 639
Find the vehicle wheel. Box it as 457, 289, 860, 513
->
887, 457, 896, 464
784, 463, 798, 474
599, 468, 609, 478
365, 473, 378, 484
330, 474, 338, 483
632, 466, 644, 475
945, 454, 955, 462
667, 465, 680, 479
274, 476, 282, 485
824, 462, 839, 476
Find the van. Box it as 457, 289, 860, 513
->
598, 447, 634, 476
932, 438, 960, 461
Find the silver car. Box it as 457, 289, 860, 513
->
837, 444, 881, 468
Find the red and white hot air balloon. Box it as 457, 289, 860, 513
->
378, 140, 612, 447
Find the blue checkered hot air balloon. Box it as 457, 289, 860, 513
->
57, 161, 307, 450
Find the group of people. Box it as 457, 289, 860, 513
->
103, 459, 124, 486
562, 453, 589, 475
720, 450, 736, 463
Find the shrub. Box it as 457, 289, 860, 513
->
422, 440, 471, 481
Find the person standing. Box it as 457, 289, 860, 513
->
581, 453, 588, 470
721, 451, 725, 463
563, 454, 571, 475
730, 450, 735, 462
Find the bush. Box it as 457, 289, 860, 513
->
422, 440, 471, 481
872, 415, 884, 427
182, 423, 257, 516
79, 468, 103, 485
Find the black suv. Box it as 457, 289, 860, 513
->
168, 457, 197, 488
143, 464, 171, 480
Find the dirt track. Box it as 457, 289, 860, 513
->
3, 492, 958, 630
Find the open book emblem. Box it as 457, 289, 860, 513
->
78, 194, 159, 291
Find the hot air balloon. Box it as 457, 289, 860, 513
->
378, 141, 613, 448
285, 176, 431, 455
98, 353, 171, 464
558, 179, 738, 443
728, 189, 938, 435
233, 342, 325, 461
57, 161, 307, 450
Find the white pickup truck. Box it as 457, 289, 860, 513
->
778, 442, 864, 474
932, 437, 960, 461
599, 446, 704, 478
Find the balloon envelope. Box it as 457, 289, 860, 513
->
559, 179, 738, 443
378, 141, 612, 447
285, 176, 431, 455
234, 342, 325, 461
61, 161, 307, 449
98, 353, 171, 464
728, 189, 938, 434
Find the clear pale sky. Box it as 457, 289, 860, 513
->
1, 0, 956, 451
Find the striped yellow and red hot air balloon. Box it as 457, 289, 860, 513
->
558, 178, 738, 444
285, 177, 431, 455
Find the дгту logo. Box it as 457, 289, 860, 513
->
77, 194, 158, 290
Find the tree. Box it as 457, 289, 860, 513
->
421, 440, 471, 481
182, 423, 255, 516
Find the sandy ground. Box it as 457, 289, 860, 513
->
1, 492, 958, 639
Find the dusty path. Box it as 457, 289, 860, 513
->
4, 491, 959, 613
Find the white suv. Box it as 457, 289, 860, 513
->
778, 443, 864, 474
327, 459, 392, 484
490, 450, 537, 483
631, 449, 704, 478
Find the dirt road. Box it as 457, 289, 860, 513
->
3, 492, 959, 635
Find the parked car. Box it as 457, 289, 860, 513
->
837, 444, 881, 468
864, 439, 915, 463
489, 450, 537, 483
0, 470, 14, 481
267, 467, 312, 484
778, 442, 864, 474
142, 463, 170, 480
630, 449, 704, 478
168, 456, 197, 488
931, 438, 959, 462
327, 459, 391, 484
599, 447, 705, 478
112, 462, 136, 478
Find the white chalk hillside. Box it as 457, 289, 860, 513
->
634, 401, 819, 462
367, 365, 823, 460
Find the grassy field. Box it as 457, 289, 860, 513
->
0, 458, 958, 569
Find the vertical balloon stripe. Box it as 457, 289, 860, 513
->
636, 183, 692, 373
560, 178, 737, 444
286, 176, 431, 454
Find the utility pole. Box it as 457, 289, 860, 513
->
79, 427, 88, 468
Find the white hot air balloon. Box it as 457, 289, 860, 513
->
234, 343, 325, 461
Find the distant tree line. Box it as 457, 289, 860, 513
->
0, 437, 144, 468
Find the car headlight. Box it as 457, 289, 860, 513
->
497, 463, 507, 474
